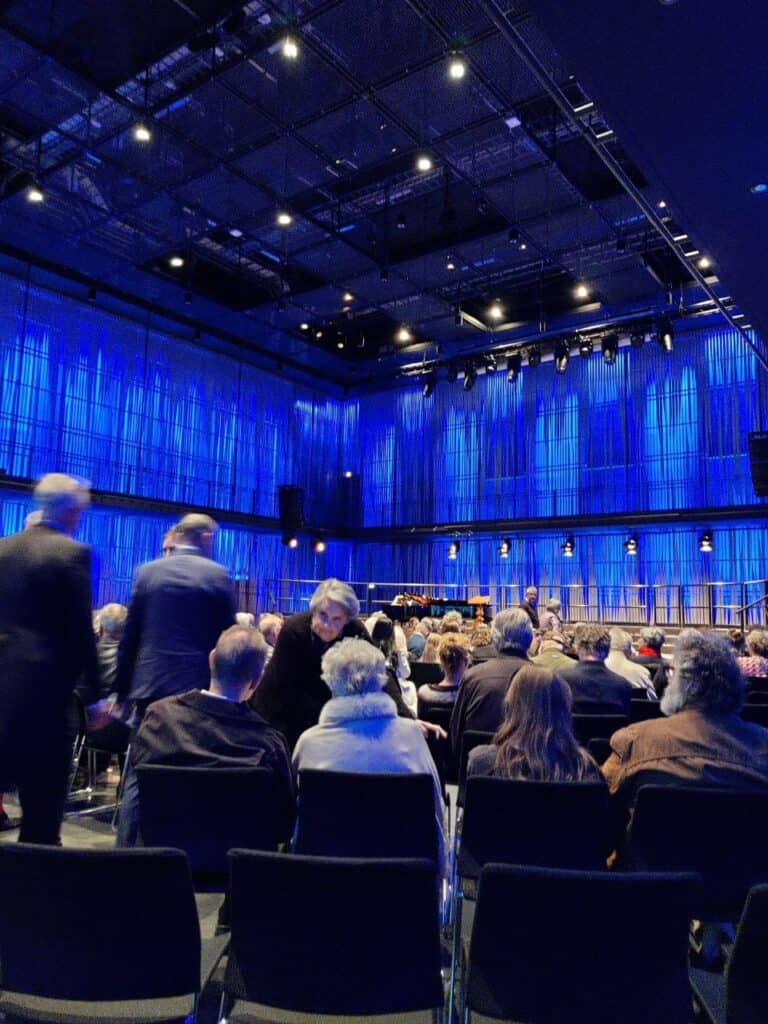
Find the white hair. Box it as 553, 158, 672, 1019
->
491, 608, 534, 653
33, 473, 90, 519
640, 626, 666, 650
609, 627, 632, 652
321, 637, 387, 697
309, 578, 360, 619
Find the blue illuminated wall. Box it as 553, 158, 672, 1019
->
1, 264, 767, 613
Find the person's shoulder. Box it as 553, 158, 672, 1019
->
610, 714, 667, 755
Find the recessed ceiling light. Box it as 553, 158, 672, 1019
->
336, 341, 344, 349
518, 241, 527, 250
281, 35, 299, 59
488, 301, 504, 320
682, 248, 700, 258
276, 210, 293, 226
697, 256, 711, 269
448, 55, 466, 80
397, 326, 412, 343
416, 154, 433, 172
26, 183, 44, 203
342, 291, 354, 302
672, 232, 688, 242
299, 322, 309, 330
169, 255, 184, 268
133, 123, 151, 143
229, 227, 243, 238
657, 199, 667, 209
574, 282, 590, 300
446, 255, 456, 271
315, 330, 323, 339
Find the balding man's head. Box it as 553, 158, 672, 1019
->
209, 626, 269, 701
176, 513, 218, 556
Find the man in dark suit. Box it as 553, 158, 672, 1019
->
449, 608, 534, 755
132, 625, 295, 842
558, 623, 633, 716
518, 586, 540, 629
115, 513, 236, 845
0, 473, 100, 843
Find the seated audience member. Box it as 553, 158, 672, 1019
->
132, 625, 295, 838
369, 615, 417, 714
420, 631, 443, 664
606, 628, 657, 699
293, 638, 445, 867
469, 623, 496, 665
737, 629, 768, 678
532, 631, 575, 673
450, 608, 533, 754
418, 633, 471, 711
603, 630, 768, 809
728, 628, 747, 657
86, 603, 131, 765
440, 610, 464, 634
468, 666, 603, 781
628, 626, 671, 697
258, 612, 283, 663
405, 617, 427, 660
558, 624, 633, 716
538, 597, 564, 635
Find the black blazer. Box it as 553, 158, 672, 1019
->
0, 524, 100, 776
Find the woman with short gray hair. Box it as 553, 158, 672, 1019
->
250, 578, 415, 749
538, 598, 563, 635
293, 638, 445, 868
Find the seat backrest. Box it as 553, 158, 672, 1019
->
226, 850, 443, 1016
627, 785, 768, 918
586, 736, 612, 766
630, 699, 663, 722
727, 883, 768, 1024
742, 703, 768, 726
459, 776, 614, 877
409, 662, 445, 686
457, 729, 495, 805
572, 713, 628, 743
136, 765, 283, 882
467, 863, 699, 1024
744, 689, 768, 704
0, 845, 200, 1001
294, 770, 438, 863
745, 676, 768, 694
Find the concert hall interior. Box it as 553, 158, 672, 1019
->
0, 1, 767, 1021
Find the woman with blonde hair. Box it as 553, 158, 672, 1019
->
468, 665, 602, 781
417, 633, 471, 712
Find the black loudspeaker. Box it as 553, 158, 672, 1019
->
748, 432, 768, 497
278, 485, 305, 532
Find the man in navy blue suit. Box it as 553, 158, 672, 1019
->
114, 513, 235, 845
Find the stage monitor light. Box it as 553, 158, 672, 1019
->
463, 364, 477, 391
629, 328, 645, 349
448, 54, 466, 79
601, 334, 619, 365
507, 352, 522, 383
578, 335, 593, 357
499, 537, 511, 558
313, 539, 326, 554
561, 537, 575, 557
657, 317, 674, 352
554, 339, 570, 374
283, 534, 299, 549
624, 536, 638, 556
700, 531, 713, 553
448, 540, 460, 560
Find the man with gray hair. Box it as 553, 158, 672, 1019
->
606, 628, 657, 698
603, 630, 768, 805
115, 512, 236, 845
559, 623, 633, 715
131, 625, 294, 838
449, 607, 533, 753
0, 473, 100, 843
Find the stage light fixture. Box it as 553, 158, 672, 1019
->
700, 531, 713, 553
315, 329, 323, 339
484, 353, 498, 373
276, 210, 293, 226
282, 534, 299, 548
629, 328, 645, 349
561, 537, 574, 557
277, 297, 286, 312
446, 365, 459, 383
416, 154, 433, 172
448, 54, 466, 79
133, 123, 151, 143
397, 325, 412, 343
508, 227, 520, 245
527, 345, 541, 368
454, 307, 463, 327
578, 335, 593, 357
657, 199, 667, 209
342, 291, 354, 303
448, 541, 460, 560
169, 255, 184, 268
488, 300, 504, 321
463, 364, 477, 391
229, 227, 243, 238
574, 281, 590, 300
396, 212, 407, 230
299, 322, 309, 331
624, 536, 638, 556
446, 255, 456, 271
422, 372, 437, 398
26, 181, 44, 203
657, 317, 674, 352
344, 470, 354, 478
281, 35, 299, 59
697, 256, 711, 270
499, 537, 511, 558
313, 539, 326, 554
601, 334, 619, 365
554, 338, 570, 374
507, 352, 522, 383
750, 182, 767, 194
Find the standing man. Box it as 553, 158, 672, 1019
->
0, 473, 100, 843
114, 513, 236, 845
519, 586, 540, 629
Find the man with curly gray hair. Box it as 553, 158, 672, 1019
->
603, 630, 768, 807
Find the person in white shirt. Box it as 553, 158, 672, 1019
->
606, 628, 657, 699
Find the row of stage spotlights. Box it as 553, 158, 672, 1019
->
448, 532, 714, 559
423, 321, 675, 396
282, 536, 326, 553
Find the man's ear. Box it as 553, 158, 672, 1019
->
209, 649, 216, 672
